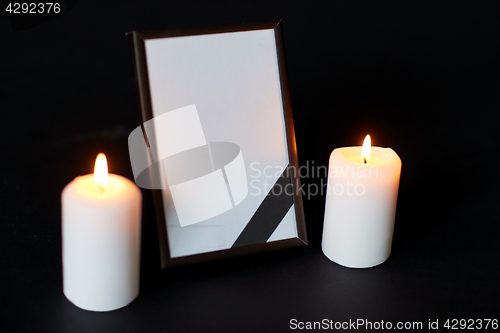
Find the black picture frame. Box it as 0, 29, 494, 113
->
127, 20, 307, 268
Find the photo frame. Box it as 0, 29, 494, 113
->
127, 20, 307, 267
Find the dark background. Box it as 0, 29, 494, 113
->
1, 1, 499, 332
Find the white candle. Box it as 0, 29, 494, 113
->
322, 135, 402, 268
61, 153, 142, 311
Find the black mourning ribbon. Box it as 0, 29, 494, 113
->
232, 166, 294, 248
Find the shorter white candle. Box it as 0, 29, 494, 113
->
62, 153, 142, 311
322, 135, 402, 268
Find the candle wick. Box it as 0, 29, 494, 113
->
363, 157, 367, 164
98, 185, 105, 193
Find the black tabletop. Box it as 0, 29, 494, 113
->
1, 1, 499, 332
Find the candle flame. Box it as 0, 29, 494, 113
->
94, 153, 108, 186
361, 134, 371, 163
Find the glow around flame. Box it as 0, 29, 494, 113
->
361, 134, 371, 162
94, 153, 108, 186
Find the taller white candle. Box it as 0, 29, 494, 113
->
62, 153, 142, 311
322, 135, 402, 268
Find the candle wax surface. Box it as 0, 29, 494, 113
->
339, 146, 395, 165
68, 174, 139, 204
